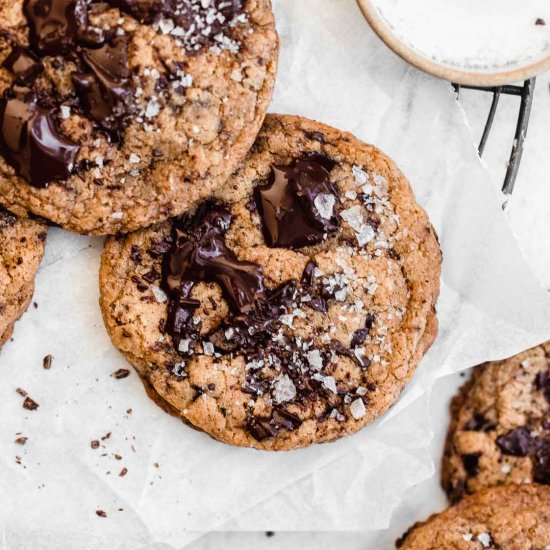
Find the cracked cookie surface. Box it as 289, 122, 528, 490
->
442, 342, 550, 502
99, 114, 441, 450
397, 484, 550, 550
0, 0, 278, 234
0, 207, 46, 347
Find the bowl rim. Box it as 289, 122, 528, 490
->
356, 0, 550, 86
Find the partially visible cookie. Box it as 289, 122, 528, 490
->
442, 342, 550, 502
0, 207, 46, 347
397, 484, 550, 549
99, 114, 441, 450
0, 0, 278, 234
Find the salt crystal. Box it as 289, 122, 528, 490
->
273, 375, 297, 404
350, 398, 366, 419
314, 193, 336, 220
152, 287, 167, 303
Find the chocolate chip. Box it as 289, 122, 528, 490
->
246, 407, 303, 441
496, 427, 533, 456
533, 436, 550, 484
23, 396, 39, 410
534, 370, 550, 403
255, 155, 340, 249
464, 412, 496, 432
111, 368, 130, 379
461, 452, 481, 476
350, 314, 375, 347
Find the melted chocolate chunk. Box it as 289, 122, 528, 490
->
73, 35, 135, 131
496, 427, 533, 457
24, 0, 88, 56
2, 47, 44, 85
0, 86, 79, 187
255, 155, 339, 249
164, 202, 266, 314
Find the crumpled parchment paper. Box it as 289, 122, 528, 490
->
2, 1, 550, 549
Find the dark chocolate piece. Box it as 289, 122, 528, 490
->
533, 436, 550, 484
461, 452, 480, 476
496, 427, 533, 457
24, 0, 88, 56
255, 155, 339, 249
164, 202, 266, 314
73, 35, 135, 131
2, 47, 44, 85
0, 86, 79, 188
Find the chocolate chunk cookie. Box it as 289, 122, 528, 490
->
442, 342, 550, 502
99, 114, 441, 450
0, 207, 46, 347
397, 484, 550, 549
0, 0, 278, 234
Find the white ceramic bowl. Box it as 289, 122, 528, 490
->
357, 0, 550, 85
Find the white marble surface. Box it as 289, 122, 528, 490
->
185, 52, 550, 550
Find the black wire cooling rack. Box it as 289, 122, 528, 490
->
453, 78, 536, 196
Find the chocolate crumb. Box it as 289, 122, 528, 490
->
15, 436, 28, 445
265, 531, 275, 537
95, 510, 107, 518
535, 18, 546, 25
43, 354, 53, 369
23, 396, 39, 410
16, 387, 27, 397
111, 368, 130, 379
91, 440, 100, 449
119, 467, 128, 477
101, 432, 112, 441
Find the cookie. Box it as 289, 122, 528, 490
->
442, 342, 550, 503
0, 207, 46, 347
99, 114, 441, 450
397, 484, 550, 549
0, 0, 278, 234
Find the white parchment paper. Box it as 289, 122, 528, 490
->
2, 1, 550, 549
